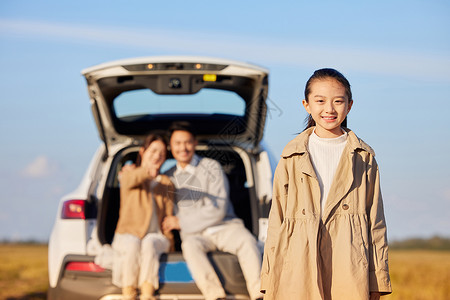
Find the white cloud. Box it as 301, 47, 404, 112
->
1, 18, 449, 82
22, 155, 58, 178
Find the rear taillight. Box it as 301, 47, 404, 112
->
65, 261, 105, 273
61, 200, 86, 219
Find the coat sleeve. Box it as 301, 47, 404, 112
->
261, 157, 287, 293
120, 167, 151, 189
366, 156, 392, 294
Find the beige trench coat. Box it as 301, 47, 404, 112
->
261, 128, 391, 299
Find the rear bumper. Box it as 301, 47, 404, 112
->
49, 252, 250, 300
48, 274, 118, 300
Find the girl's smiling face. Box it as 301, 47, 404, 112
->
302, 78, 353, 138
140, 140, 166, 170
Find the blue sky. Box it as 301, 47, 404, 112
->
0, 1, 449, 241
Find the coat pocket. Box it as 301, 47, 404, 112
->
282, 218, 311, 267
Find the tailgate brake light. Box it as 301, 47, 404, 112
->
65, 261, 105, 273
61, 199, 86, 219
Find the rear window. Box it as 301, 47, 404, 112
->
113, 88, 245, 118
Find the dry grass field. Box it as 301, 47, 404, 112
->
384, 250, 450, 300
0, 243, 47, 300
0, 244, 449, 300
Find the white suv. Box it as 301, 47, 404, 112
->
48, 56, 274, 300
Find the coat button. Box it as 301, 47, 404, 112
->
302, 209, 306, 215
342, 204, 349, 210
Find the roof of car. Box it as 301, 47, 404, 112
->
81, 55, 269, 75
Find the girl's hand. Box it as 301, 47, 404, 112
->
118, 163, 136, 181
147, 164, 159, 178
370, 292, 381, 300
121, 163, 136, 172
141, 161, 161, 179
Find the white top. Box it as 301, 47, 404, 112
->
308, 129, 348, 216
165, 155, 238, 237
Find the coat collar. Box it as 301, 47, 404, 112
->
174, 154, 201, 176
281, 127, 375, 158
281, 127, 375, 222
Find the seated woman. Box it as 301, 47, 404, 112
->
112, 134, 175, 300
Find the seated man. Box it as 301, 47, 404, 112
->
162, 121, 263, 300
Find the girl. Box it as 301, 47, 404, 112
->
261, 69, 391, 300
112, 134, 175, 300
